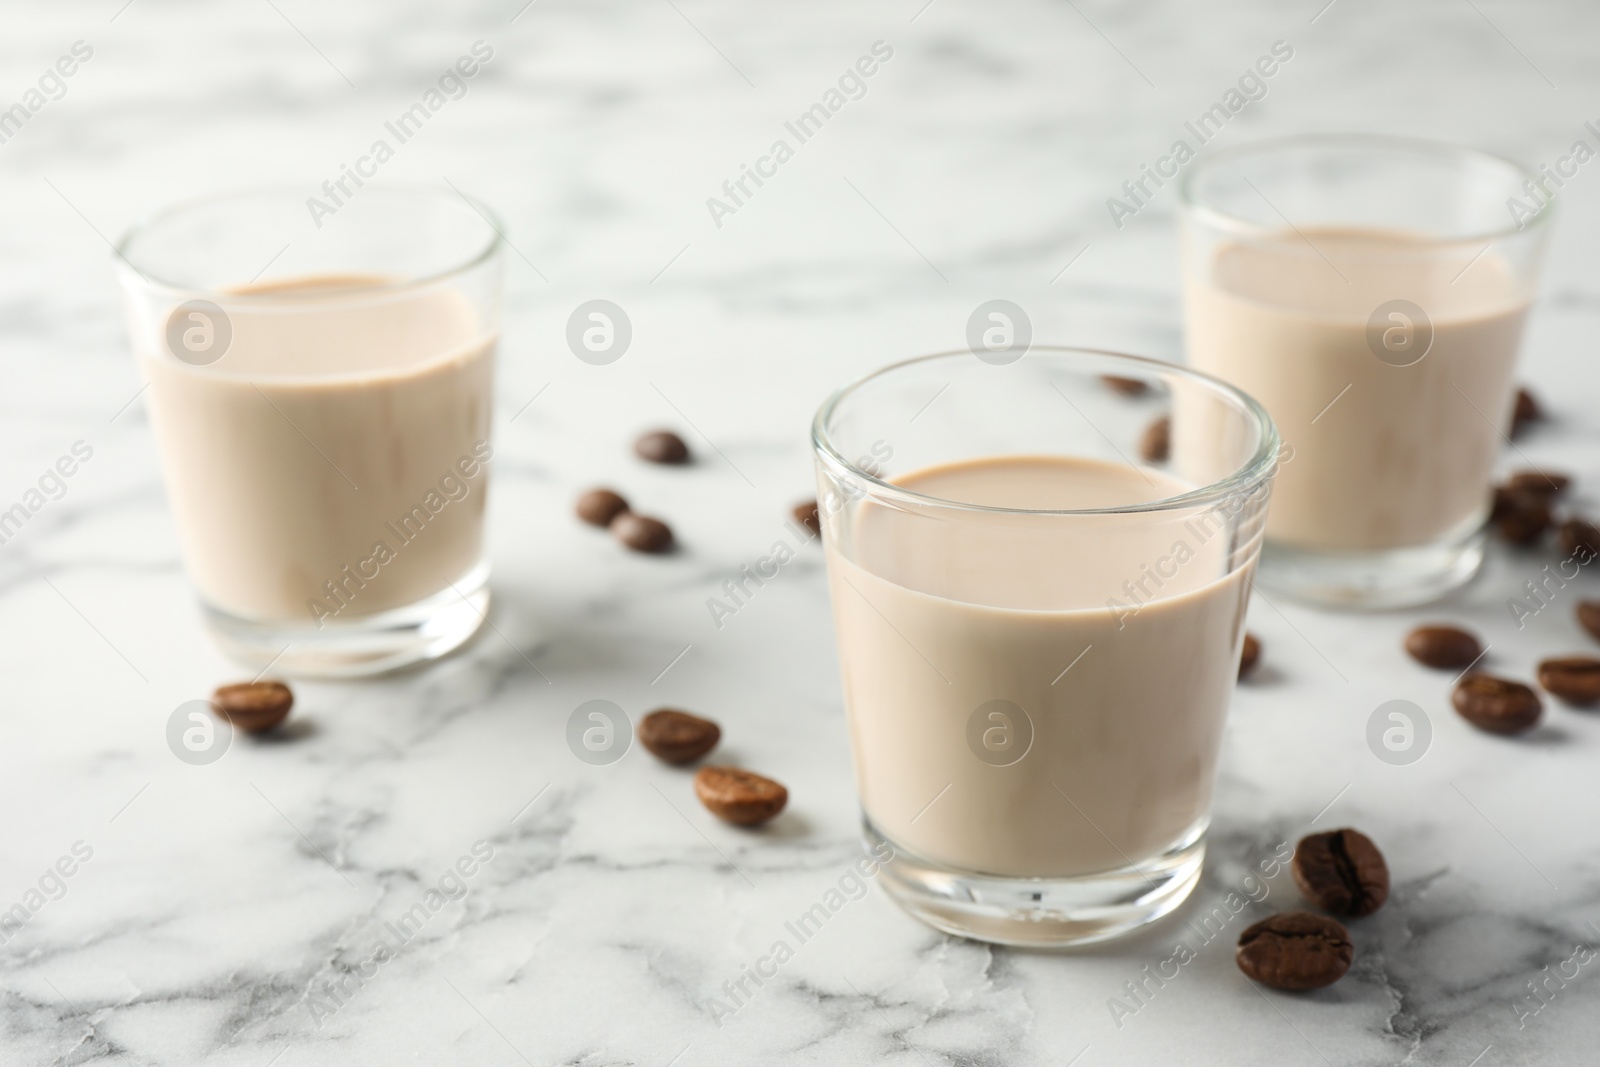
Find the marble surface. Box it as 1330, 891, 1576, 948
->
4, 0, 1600, 1063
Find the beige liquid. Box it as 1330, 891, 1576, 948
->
1185, 227, 1530, 551
826, 456, 1253, 879
138, 275, 495, 623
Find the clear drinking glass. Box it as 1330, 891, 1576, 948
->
1179, 134, 1553, 608
812, 348, 1277, 946
117, 185, 503, 676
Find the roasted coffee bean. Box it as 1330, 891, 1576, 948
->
1536, 656, 1600, 706
576, 488, 629, 528
1101, 375, 1149, 397
1558, 519, 1600, 560
1239, 633, 1261, 679
1490, 485, 1521, 522
211, 681, 293, 734
1452, 672, 1542, 734
613, 513, 674, 554
1140, 415, 1170, 463
793, 499, 821, 538
1511, 387, 1541, 439
694, 766, 788, 825
1403, 625, 1482, 670
634, 430, 690, 465
1494, 495, 1551, 545
1506, 469, 1571, 497
1292, 829, 1389, 918
1236, 912, 1353, 991
638, 709, 721, 764
1579, 601, 1600, 644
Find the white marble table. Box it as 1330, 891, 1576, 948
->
4, 0, 1600, 1063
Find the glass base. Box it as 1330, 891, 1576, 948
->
866, 818, 1205, 947
201, 563, 491, 678
1255, 524, 1485, 610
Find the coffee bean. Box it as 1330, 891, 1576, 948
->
635, 430, 690, 465
693, 766, 788, 825
1494, 494, 1551, 545
613, 513, 674, 554
1292, 829, 1389, 918
1140, 415, 1170, 463
1452, 672, 1542, 734
1506, 469, 1571, 497
1236, 912, 1353, 991
1490, 485, 1520, 522
211, 681, 293, 734
1579, 601, 1600, 644
639, 709, 721, 764
1239, 633, 1261, 679
1536, 656, 1600, 706
1101, 375, 1149, 397
1558, 519, 1600, 560
1403, 625, 1482, 670
1511, 387, 1541, 439
793, 499, 821, 537
576, 488, 629, 528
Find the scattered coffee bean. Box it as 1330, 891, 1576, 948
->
1452, 672, 1542, 734
1403, 625, 1482, 670
635, 430, 690, 465
1236, 912, 1353, 991
1494, 494, 1551, 545
1490, 485, 1521, 522
793, 499, 821, 538
1536, 656, 1600, 706
1511, 387, 1541, 439
1292, 828, 1389, 918
211, 681, 293, 734
694, 766, 788, 826
1239, 633, 1261, 679
613, 513, 674, 554
1140, 415, 1170, 463
639, 709, 721, 764
576, 488, 629, 528
1578, 601, 1600, 644
1506, 469, 1571, 497
1558, 519, 1600, 560
1101, 375, 1149, 397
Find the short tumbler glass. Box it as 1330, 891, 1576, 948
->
117, 185, 503, 677
1180, 134, 1553, 608
812, 348, 1277, 946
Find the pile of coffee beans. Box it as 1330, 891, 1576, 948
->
1488, 463, 1587, 549
1403, 612, 1600, 733
1395, 447, 1600, 732
637, 708, 787, 826
1236, 828, 1388, 991
574, 430, 695, 554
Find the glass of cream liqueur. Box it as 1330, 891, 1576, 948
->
117, 186, 502, 676
1180, 134, 1553, 608
812, 349, 1278, 946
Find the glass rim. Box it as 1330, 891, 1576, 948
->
113, 182, 505, 299
1177, 132, 1554, 246
810, 347, 1280, 518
